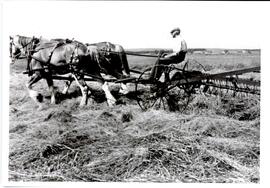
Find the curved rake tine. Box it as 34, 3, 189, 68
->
143, 93, 158, 109
161, 97, 166, 110
226, 80, 229, 95
218, 80, 223, 97
180, 93, 191, 113
149, 96, 160, 109
164, 94, 173, 111
157, 97, 162, 109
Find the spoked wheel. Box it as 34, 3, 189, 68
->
135, 65, 191, 112
179, 59, 207, 95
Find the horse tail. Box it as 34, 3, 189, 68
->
116, 45, 130, 76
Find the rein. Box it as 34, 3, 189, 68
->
97, 48, 160, 58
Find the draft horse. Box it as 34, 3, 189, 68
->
85, 42, 131, 94
18, 39, 117, 109
87, 41, 130, 77
60, 41, 131, 96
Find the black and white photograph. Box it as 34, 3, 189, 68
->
1, 0, 270, 185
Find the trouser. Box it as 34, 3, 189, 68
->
150, 51, 187, 80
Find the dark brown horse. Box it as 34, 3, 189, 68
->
86, 42, 130, 94
22, 39, 117, 109
87, 41, 130, 77
61, 41, 131, 96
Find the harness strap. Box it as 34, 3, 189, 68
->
67, 47, 76, 73
67, 43, 80, 73
26, 41, 64, 75
26, 40, 82, 76
26, 37, 40, 76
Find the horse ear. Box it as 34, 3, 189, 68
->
9, 36, 13, 40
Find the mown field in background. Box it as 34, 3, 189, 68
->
9, 49, 260, 182
126, 50, 260, 72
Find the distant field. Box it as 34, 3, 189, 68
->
9, 49, 260, 182
126, 50, 260, 72
12, 49, 260, 74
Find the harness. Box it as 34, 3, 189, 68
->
26, 39, 80, 76
68, 42, 80, 71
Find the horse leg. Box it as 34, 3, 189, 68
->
119, 52, 130, 76
62, 74, 73, 94
94, 71, 116, 106
72, 74, 89, 106
10, 46, 18, 63
45, 74, 56, 104
26, 72, 43, 109
119, 83, 129, 95
62, 80, 73, 94
101, 81, 116, 107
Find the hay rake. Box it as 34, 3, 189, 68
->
134, 61, 260, 112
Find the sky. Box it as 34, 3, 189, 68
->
2, 1, 270, 50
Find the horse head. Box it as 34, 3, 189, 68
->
9, 35, 41, 63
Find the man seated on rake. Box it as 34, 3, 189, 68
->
150, 27, 187, 81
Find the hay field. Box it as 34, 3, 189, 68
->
9, 50, 260, 182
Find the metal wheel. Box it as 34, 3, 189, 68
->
180, 59, 206, 95
135, 65, 191, 112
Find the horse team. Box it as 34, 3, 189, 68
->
9, 35, 131, 109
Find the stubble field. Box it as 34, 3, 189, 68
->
8, 50, 260, 182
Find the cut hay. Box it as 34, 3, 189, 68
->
9, 104, 260, 182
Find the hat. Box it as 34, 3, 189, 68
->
171, 27, 181, 34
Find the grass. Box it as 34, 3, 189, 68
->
8, 49, 260, 182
